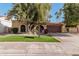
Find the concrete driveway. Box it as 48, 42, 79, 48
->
0, 33, 79, 56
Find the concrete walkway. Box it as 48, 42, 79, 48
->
0, 33, 79, 56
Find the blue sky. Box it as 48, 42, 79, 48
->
49, 3, 64, 23
0, 3, 64, 23
0, 3, 13, 16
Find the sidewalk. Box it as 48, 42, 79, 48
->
0, 33, 78, 56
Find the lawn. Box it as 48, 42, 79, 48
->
0, 35, 59, 42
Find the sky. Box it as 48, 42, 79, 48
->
0, 3, 64, 23
50, 3, 64, 23
0, 3, 13, 16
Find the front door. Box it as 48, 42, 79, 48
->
20, 25, 26, 32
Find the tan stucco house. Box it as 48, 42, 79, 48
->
0, 16, 79, 34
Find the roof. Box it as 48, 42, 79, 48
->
47, 22, 64, 26
0, 16, 6, 17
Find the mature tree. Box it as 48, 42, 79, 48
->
55, 3, 79, 32
7, 3, 51, 36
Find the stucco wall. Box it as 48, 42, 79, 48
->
12, 20, 27, 33
62, 25, 78, 33
61, 24, 67, 32
69, 27, 77, 32
0, 23, 6, 33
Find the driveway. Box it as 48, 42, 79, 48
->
51, 33, 79, 56
0, 33, 79, 56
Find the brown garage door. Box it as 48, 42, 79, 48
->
47, 25, 61, 33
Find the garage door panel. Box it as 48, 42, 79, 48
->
47, 25, 61, 33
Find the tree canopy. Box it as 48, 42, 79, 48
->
56, 3, 79, 26
7, 3, 52, 35
7, 3, 51, 23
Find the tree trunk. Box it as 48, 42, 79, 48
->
27, 24, 37, 35
38, 25, 40, 38
26, 23, 31, 34
27, 24, 29, 33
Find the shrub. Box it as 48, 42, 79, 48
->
12, 28, 18, 34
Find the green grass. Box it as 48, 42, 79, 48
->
0, 35, 60, 42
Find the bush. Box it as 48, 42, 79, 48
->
12, 28, 18, 34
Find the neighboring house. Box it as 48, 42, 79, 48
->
0, 16, 12, 33
0, 16, 78, 34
